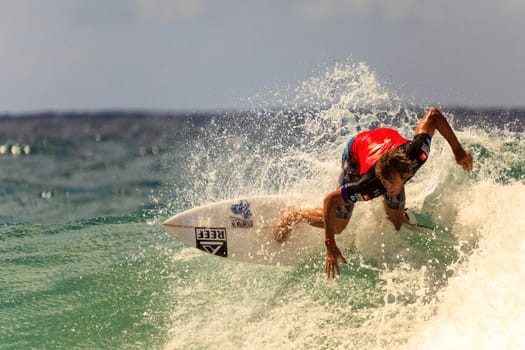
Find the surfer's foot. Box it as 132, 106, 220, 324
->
274, 207, 301, 243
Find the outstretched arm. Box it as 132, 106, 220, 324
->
323, 189, 348, 278
415, 107, 473, 172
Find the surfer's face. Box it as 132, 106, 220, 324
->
382, 173, 405, 197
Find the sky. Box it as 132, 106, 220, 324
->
1, 0, 524, 113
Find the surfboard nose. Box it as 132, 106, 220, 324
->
162, 216, 177, 227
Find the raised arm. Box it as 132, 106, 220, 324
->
415, 107, 473, 172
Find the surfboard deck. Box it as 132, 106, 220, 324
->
162, 196, 326, 266
162, 195, 437, 266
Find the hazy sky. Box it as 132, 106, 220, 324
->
1, 0, 524, 112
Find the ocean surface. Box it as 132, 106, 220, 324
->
1, 63, 524, 349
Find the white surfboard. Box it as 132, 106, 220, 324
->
162, 196, 436, 266
162, 196, 326, 266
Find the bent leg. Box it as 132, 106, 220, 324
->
297, 207, 324, 227
274, 207, 323, 242
274, 205, 352, 242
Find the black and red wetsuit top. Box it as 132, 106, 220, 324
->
340, 128, 431, 204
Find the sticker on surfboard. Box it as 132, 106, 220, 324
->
195, 227, 228, 257
229, 199, 253, 228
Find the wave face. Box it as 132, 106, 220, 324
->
159, 61, 525, 349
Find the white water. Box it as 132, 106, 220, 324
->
405, 181, 525, 350
163, 60, 525, 349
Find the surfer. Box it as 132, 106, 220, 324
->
273, 107, 473, 278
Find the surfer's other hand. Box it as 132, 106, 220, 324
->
325, 245, 347, 279
456, 149, 473, 172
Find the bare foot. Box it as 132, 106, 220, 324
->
273, 207, 301, 243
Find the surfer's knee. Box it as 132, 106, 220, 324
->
273, 207, 301, 242
392, 220, 403, 230
273, 222, 289, 243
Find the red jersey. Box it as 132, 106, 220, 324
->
350, 128, 409, 175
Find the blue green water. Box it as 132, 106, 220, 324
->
2, 64, 525, 349
0, 114, 183, 349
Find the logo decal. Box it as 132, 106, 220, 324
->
230, 199, 253, 227
353, 193, 374, 201
230, 216, 253, 228
420, 140, 430, 162
195, 227, 227, 257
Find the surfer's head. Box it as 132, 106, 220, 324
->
376, 151, 413, 196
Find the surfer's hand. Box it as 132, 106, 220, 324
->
325, 245, 347, 279
455, 149, 473, 172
